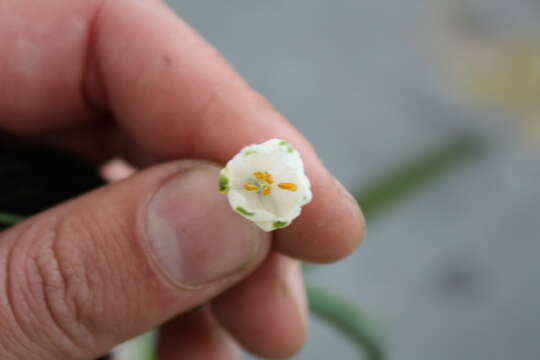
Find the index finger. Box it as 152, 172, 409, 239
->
92, 0, 364, 262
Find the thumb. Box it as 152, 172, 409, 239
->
0, 160, 269, 360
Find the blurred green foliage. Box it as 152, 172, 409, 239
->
307, 284, 385, 360
303, 135, 483, 360
356, 136, 483, 221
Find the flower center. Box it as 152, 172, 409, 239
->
243, 171, 297, 196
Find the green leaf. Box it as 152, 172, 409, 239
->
0, 211, 25, 226
355, 136, 483, 221
307, 284, 386, 360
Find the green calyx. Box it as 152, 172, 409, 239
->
273, 220, 288, 229
236, 206, 255, 217
218, 174, 230, 193
279, 140, 294, 153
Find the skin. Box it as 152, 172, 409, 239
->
0, 0, 365, 359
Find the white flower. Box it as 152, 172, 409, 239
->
218, 138, 312, 231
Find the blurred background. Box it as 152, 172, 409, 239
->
157, 0, 540, 359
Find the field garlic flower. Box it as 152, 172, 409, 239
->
218, 139, 312, 231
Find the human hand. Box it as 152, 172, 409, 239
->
0, 0, 365, 359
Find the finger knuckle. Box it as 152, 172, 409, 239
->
6, 216, 102, 356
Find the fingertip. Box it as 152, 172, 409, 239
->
213, 253, 307, 359
158, 308, 239, 360
275, 171, 365, 263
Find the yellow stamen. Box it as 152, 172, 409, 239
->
248, 171, 282, 195
278, 182, 298, 191
253, 171, 274, 185
244, 183, 260, 192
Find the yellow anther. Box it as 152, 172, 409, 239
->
244, 183, 260, 192
278, 182, 298, 191
248, 171, 280, 195
253, 171, 274, 185
264, 172, 274, 185
254, 171, 265, 181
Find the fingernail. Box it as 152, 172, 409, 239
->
145, 163, 265, 288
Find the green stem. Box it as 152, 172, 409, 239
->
0, 212, 25, 226
356, 136, 483, 220
307, 284, 386, 360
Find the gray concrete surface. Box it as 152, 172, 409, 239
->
165, 1, 540, 359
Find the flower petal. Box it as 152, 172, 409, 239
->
219, 138, 312, 232
228, 189, 276, 222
